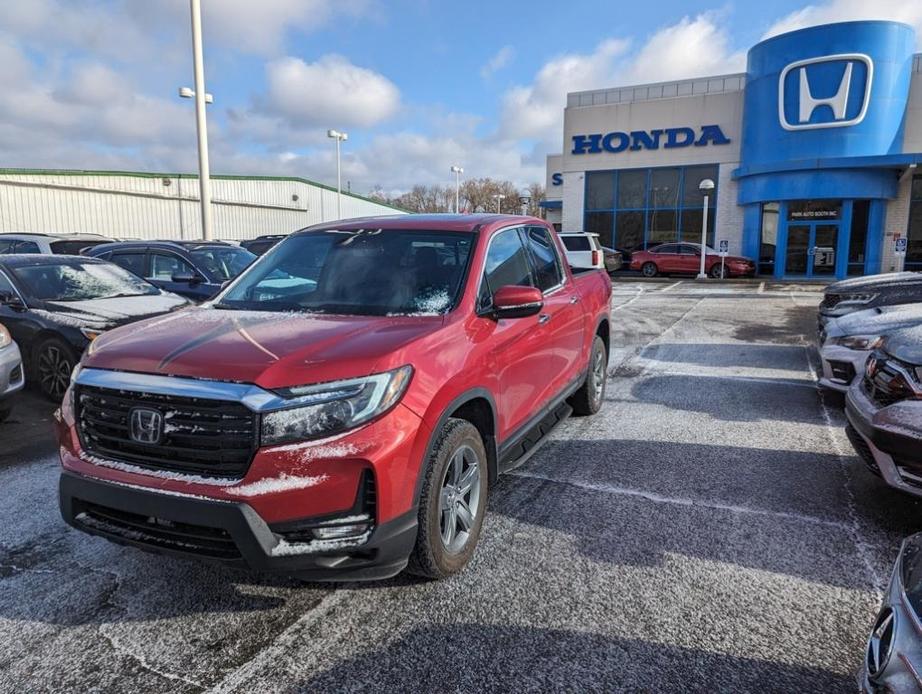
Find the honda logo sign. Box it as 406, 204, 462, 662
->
778, 53, 873, 131
129, 408, 163, 445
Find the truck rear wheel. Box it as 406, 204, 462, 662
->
407, 418, 488, 580
570, 335, 608, 416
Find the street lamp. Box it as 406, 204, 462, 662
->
518, 191, 531, 216
450, 165, 463, 213
181, 0, 214, 241
493, 194, 506, 213
327, 129, 349, 220
696, 178, 715, 279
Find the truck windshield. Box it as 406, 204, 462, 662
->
11, 260, 160, 302
217, 229, 474, 316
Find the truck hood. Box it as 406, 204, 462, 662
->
884, 324, 922, 367
82, 307, 445, 389
827, 272, 922, 294
38, 293, 189, 329
827, 304, 922, 339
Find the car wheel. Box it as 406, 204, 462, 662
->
641, 262, 658, 278
570, 335, 608, 416
709, 264, 727, 279
407, 418, 488, 580
36, 337, 77, 402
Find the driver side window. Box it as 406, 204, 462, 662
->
478, 228, 534, 310
150, 253, 195, 280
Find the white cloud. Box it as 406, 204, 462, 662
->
481, 45, 515, 79
262, 55, 400, 128
764, 0, 922, 44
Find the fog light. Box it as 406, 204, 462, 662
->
314, 522, 371, 540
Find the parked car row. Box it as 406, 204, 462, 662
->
816, 272, 922, 691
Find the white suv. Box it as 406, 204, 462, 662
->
559, 232, 605, 270
0, 232, 113, 256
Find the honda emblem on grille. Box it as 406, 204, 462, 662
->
129, 408, 163, 445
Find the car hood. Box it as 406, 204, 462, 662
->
81, 307, 446, 389
37, 293, 189, 329
883, 324, 922, 366
826, 303, 922, 339
826, 272, 922, 294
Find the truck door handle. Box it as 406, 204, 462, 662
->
569, 295, 580, 304
538, 314, 551, 324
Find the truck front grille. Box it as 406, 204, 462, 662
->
76, 384, 258, 478
821, 294, 841, 309
862, 356, 917, 408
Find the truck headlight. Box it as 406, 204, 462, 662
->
0, 324, 10, 349
840, 293, 877, 305
261, 366, 413, 445
831, 334, 883, 350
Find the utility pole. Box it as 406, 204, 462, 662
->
188, 0, 213, 240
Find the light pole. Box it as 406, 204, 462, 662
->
518, 191, 531, 216
697, 178, 715, 279
493, 194, 506, 213
450, 165, 463, 213
327, 129, 348, 219
184, 0, 213, 241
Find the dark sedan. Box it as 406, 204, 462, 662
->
820, 271, 922, 325
87, 240, 256, 302
0, 255, 188, 400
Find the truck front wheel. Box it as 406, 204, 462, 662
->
407, 418, 489, 580
569, 335, 608, 416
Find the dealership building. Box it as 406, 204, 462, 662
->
544, 20, 922, 280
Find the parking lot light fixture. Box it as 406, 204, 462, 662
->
518, 191, 531, 216
450, 165, 463, 213
186, 0, 213, 241
697, 178, 715, 279
327, 129, 349, 220
493, 194, 506, 213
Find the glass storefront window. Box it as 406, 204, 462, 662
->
618, 171, 646, 209
683, 165, 718, 207
650, 168, 680, 209
648, 209, 678, 246
679, 208, 714, 247
787, 200, 842, 221
759, 202, 779, 276
616, 211, 644, 251
848, 200, 869, 276
584, 212, 614, 247
585, 172, 615, 210
908, 176, 922, 270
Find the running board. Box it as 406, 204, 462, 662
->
498, 401, 573, 474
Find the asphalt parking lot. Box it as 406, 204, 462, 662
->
2, 279, 921, 692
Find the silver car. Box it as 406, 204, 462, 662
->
819, 303, 922, 393
0, 322, 24, 422
861, 533, 922, 692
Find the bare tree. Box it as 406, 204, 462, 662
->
369, 178, 545, 216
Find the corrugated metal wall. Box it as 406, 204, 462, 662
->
0, 171, 404, 241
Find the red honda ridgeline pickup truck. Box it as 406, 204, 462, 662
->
57, 215, 612, 581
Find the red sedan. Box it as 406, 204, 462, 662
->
629, 243, 756, 278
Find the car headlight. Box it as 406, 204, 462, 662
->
831, 334, 883, 350
80, 327, 105, 341
841, 293, 877, 305
261, 366, 413, 446
0, 323, 10, 349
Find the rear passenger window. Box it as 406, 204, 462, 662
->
150, 253, 195, 280
561, 236, 591, 251
479, 228, 534, 309
0, 240, 13, 254
14, 241, 40, 254
110, 253, 146, 277
525, 227, 564, 292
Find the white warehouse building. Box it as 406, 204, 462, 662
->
0, 168, 404, 241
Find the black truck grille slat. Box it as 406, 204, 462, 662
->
76, 384, 258, 478
821, 294, 841, 309
76, 501, 241, 559
863, 356, 917, 408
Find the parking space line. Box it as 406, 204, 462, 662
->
509, 470, 852, 532
758, 282, 766, 294
660, 281, 683, 292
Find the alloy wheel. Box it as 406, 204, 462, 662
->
438, 444, 482, 554
591, 346, 606, 406
38, 344, 73, 399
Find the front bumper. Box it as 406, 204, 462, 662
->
0, 341, 24, 401
846, 385, 922, 497
59, 470, 418, 580
860, 536, 922, 692
818, 344, 868, 393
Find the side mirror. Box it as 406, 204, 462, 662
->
491, 285, 543, 319
0, 291, 25, 310
171, 272, 200, 285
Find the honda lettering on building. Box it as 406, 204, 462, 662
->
778, 53, 873, 131
570, 125, 731, 155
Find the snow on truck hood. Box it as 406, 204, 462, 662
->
39, 293, 188, 328
827, 272, 922, 293
82, 307, 446, 389
826, 303, 922, 339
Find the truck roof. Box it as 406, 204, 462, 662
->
294, 214, 545, 235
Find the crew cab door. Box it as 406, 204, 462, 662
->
523, 226, 586, 405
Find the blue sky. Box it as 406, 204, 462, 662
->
0, 0, 919, 195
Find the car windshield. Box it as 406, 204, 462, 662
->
191, 247, 256, 281
217, 229, 474, 316
10, 260, 160, 302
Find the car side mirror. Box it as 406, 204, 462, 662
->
171, 272, 200, 285
0, 290, 25, 310
491, 285, 543, 319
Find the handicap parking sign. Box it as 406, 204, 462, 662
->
895, 237, 908, 254
718, 239, 729, 255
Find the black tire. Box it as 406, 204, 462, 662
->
35, 337, 77, 402
569, 335, 608, 416
641, 262, 658, 278
709, 263, 726, 279
407, 418, 489, 580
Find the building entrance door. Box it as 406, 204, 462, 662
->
784, 222, 839, 277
